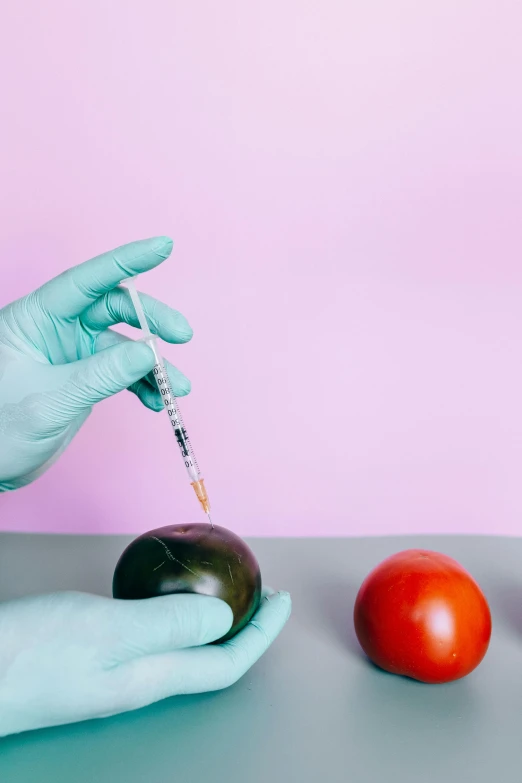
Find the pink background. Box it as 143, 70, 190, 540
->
1, 1, 522, 537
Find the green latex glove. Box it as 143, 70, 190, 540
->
0, 588, 292, 736
0, 237, 192, 490
0, 238, 292, 736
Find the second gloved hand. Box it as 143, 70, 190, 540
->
0, 237, 189, 491
0, 588, 292, 737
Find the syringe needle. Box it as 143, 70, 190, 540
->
207, 512, 214, 529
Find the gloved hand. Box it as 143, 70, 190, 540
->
0, 237, 191, 490
0, 588, 292, 736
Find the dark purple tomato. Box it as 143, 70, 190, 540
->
113, 523, 262, 643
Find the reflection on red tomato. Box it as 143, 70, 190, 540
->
353, 550, 492, 684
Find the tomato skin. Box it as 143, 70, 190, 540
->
113, 524, 261, 643
353, 550, 492, 684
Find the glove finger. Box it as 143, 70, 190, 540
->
209, 590, 291, 685
98, 329, 191, 397
80, 287, 193, 344
128, 373, 191, 411
118, 592, 291, 706
43, 341, 156, 424
109, 594, 233, 663
128, 379, 165, 411
38, 237, 173, 319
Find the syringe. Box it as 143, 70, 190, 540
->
124, 277, 212, 525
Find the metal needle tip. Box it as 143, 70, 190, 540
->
207, 512, 214, 529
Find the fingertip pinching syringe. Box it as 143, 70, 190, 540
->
124, 277, 213, 526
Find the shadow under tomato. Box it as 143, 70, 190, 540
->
481, 575, 522, 638
308, 578, 369, 660
342, 663, 484, 776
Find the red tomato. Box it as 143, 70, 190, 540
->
353, 549, 492, 683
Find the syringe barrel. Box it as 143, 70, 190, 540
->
125, 280, 211, 519
151, 359, 201, 483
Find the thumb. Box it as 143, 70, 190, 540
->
111, 594, 234, 661
51, 341, 156, 421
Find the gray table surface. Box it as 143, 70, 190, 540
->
0, 532, 521, 782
